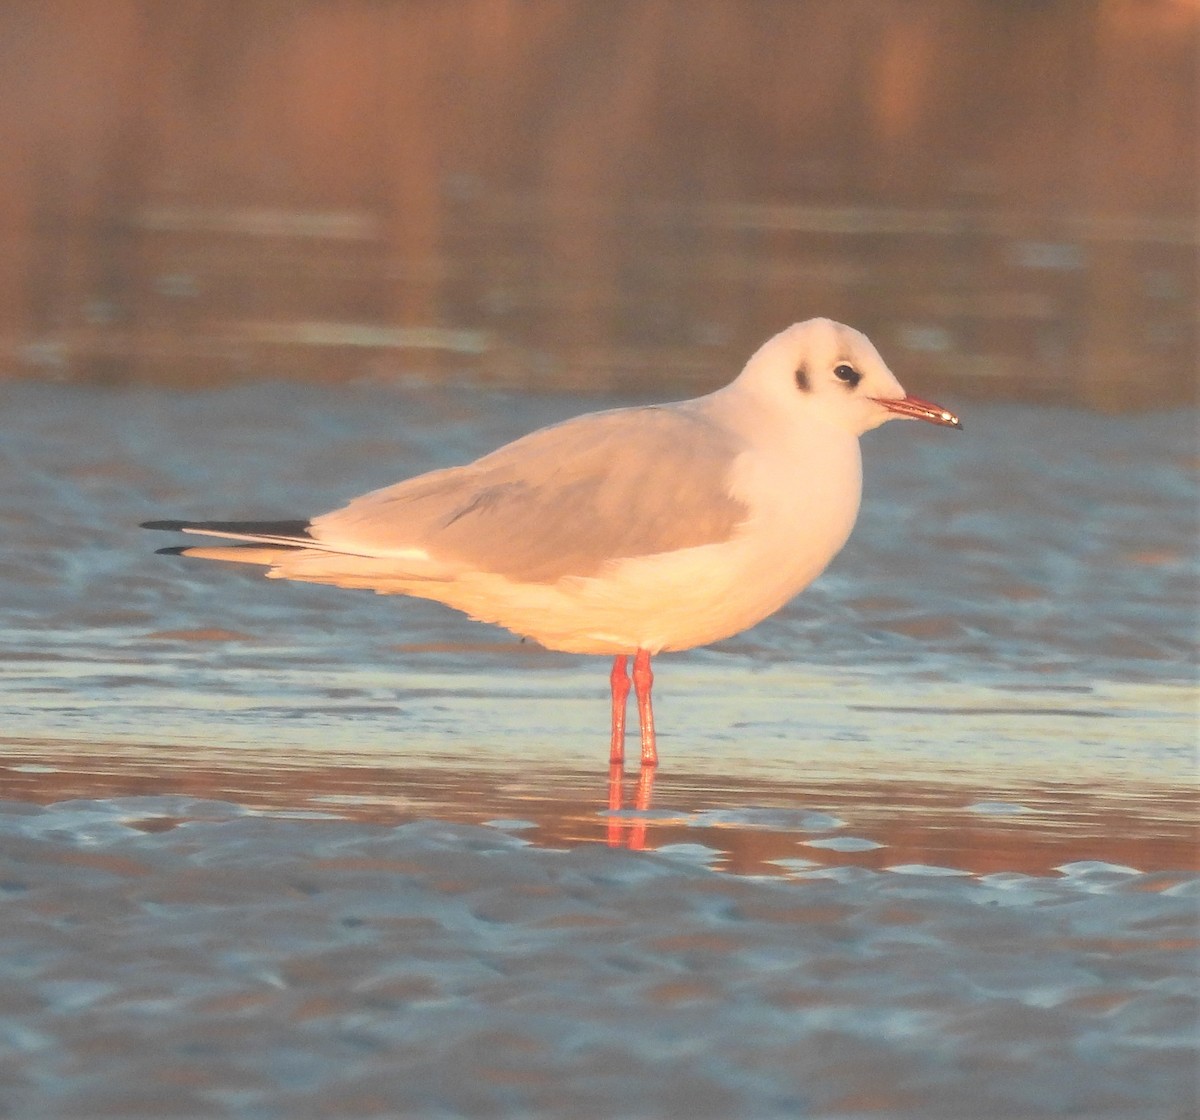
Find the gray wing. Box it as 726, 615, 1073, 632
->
310, 404, 751, 582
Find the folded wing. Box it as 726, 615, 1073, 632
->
310, 405, 749, 582
146, 404, 751, 585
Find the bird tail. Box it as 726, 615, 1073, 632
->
142, 518, 313, 545
141, 517, 453, 584
141, 518, 324, 566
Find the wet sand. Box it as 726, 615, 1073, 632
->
0, 381, 1197, 1117
2, 710, 1196, 880
2, 796, 1197, 1119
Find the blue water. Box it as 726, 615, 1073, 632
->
1, 381, 1197, 1117
0, 380, 1195, 817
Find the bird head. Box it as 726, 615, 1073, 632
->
735, 318, 962, 436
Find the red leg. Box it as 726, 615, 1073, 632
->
609, 654, 630, 766
632, 648, 657, 768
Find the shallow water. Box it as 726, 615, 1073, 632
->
1, 381, 1197, 1116
3, 797, 1197, 1119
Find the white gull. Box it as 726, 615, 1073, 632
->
144, 318, 961, 768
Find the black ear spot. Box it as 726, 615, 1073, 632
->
795, 362, 810, 392
834, 364, 862, 389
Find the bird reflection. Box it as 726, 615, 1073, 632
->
606, 762, 655, 850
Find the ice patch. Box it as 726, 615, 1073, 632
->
483, 818, 537, 831
1055, 860, 1142, 877
688, 808, 846, 832
766, 857, 821, 873
654, 842, 724, 868
248, 808, 344, 821
978, 871, 1041, 889
789, 864, 878, 883
967, 800, 1033, 815
886, 864, 972, 877
601, 808, 681, 822
803, 835, 884, 852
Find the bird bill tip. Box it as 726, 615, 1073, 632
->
873, 394, 962, 430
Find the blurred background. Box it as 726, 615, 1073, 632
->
1, 0, 1195, 407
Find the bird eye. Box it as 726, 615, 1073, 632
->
834, 364, 862, 388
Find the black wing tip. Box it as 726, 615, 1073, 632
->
140, 518, 313, 538
154, 545, 192, 556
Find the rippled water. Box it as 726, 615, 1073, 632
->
1, 381, 1196, 1116
2, 380, 1195, 849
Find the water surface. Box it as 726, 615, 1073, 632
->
1, 380, 1196, 870
0, 381, 1196, 1117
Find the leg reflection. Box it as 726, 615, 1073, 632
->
605, 762, 656, 850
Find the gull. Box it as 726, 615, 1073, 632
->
143, 318, 961, 769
